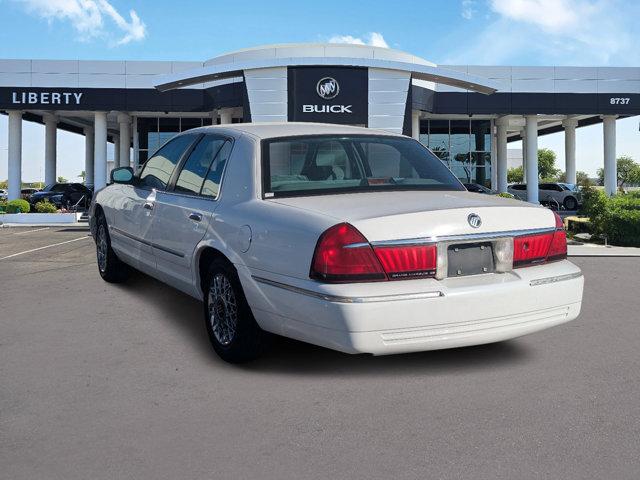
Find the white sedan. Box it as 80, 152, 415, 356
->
89, 123, 583, 363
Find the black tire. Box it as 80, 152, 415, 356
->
203, 257, 269, 363
563, 196, 578, 211
95, 213, 130, 283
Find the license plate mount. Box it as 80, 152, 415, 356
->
447, 242, 495, 277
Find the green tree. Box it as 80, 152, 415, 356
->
0, 179, 7, 189
556, 170, 592, 186
537, 148, 561, 180
78, 170, 86, 181
57, 176, 68, 184
596, 156, 640, 188
507, 166, 524, 183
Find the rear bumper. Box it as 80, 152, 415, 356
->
242, 260, 584, 355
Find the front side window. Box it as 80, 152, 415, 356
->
139, 134, 197, 190
174, 136, 226, 195
263, 135, 464, 197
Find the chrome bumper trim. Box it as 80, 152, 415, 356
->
529, 271, 583, 286
252, 276, 444, 303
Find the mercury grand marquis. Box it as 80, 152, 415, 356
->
89, 123, 583, 363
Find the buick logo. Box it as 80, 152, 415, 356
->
316, 77, 339, 99
468, 213, 482, 228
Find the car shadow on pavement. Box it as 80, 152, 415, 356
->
121, 269, 532, 376
246, 336, 531, 376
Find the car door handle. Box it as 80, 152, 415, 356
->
143, 202, 154, 210
189, 212, 203, 222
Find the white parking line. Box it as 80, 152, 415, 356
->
13, 227, 50, 235
0, 236, 90, 261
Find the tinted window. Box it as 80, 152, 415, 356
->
263, 135, 463, 196
174, 136, 226, 195
139, 134, 197, 190
201, 141, 232, 198
49, 184, 68, 192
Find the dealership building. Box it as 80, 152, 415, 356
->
1, 43, 639, 203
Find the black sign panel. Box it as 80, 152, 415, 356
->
0, 85, 245, 112
288, 66, 368, 125
429, 90, 640, 115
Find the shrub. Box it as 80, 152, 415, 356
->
6, 199, 30, 213
35, 200, 58, 213
581, 187, 640, 246
497, 192, 516, 199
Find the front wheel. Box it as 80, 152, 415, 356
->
95, 214, 130, 283
203, 258, 269, 363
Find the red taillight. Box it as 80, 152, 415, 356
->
373, 245, 437, 279
548, 212, 568, 261
310, 223, 385, 283
513, 212, 567, 268
310, 224, 438, 283
513, 233, 553, 267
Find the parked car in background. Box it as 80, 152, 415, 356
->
463, 183, 496, 195
508, 183, 581, 210
29, 183, 92, 210
90, 123, 583, 363
20, 187, 40, 201
0, 188, 7, 200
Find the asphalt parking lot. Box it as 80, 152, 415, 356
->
1, 226, 639, 479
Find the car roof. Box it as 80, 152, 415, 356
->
183, 122, 404, 140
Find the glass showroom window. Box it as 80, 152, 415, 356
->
418, 118, 493, 187
137, 116, 212, 167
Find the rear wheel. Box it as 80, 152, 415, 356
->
563, 196, 578, 211
203, 258, 269, 363
95, 213, 130, 283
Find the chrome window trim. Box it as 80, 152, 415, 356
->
252, 276, 444, 303
369, 227, 556, 247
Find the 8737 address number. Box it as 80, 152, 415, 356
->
610, 97, 630, 105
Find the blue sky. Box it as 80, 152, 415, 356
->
0, 0, 639, 181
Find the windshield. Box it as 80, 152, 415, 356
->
262, 135, 464, 197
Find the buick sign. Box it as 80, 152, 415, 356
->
316, 77, 339, 100
467, 213, 482, 228
288, 66, 367, 124
303, 76, 352, 114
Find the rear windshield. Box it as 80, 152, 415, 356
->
262, 135, 464, 197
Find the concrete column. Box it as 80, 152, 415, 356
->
132, 116, 139, 170
602, 115, 618, 196
7, 110, 22, 201
490, 119, 498, 191
219, 108, 233, 125
117, 113, 131, 168
43, 113, 58, 186
495, 117, 509, 193
84, 126, 94, 186
521, 128, 527, 184
563, 117, 578, 185
411, 110, 420, 140
525, 115, 539, 203
94, 112, 108, 191
113, 135, 120, 168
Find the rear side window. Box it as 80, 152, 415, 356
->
139, 134, 197, 190
174, 136, 226, 195
201, 141, 232, 198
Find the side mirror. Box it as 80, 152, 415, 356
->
110, 167, 135, 184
